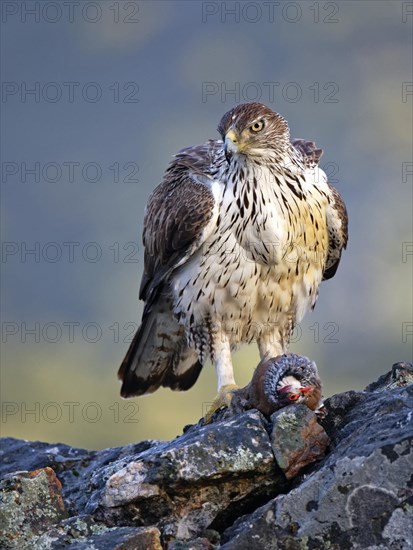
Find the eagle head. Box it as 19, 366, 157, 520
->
217, 102, 290, 162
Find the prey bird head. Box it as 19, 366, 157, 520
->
276, 380, 320, 409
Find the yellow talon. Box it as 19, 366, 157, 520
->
204, 384, 239, 424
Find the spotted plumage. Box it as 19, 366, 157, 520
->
118, 102, 348, 401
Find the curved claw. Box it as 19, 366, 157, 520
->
204, 384, 239, 424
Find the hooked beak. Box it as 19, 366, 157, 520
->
224, 129, 239, 164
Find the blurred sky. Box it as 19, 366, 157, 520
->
1, 0, 412, 449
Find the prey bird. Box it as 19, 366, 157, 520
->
118, 102, 348, 419
229, 353, 323, 417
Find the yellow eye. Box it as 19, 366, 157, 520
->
250, 119, 264, 133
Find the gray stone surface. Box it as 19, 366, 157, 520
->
221, 380, 413, 549
0, 437, 156, 516
270, 404, 330, 479
86, 411, 285, 539
0, 467, 67, 549
0, 362, 412, 549
59, 525, 163, 550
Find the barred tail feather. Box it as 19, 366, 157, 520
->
118, 306, 202, 397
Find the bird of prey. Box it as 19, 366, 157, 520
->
118, 102, 348, 418
230, 353, 323, 417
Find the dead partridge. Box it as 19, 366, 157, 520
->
231, 353, 323, 417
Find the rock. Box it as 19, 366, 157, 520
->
87, 411, 286, 540
167, 536, 217, 550
0, 467, 67, 549
270, 404, 330, 479
0, 363, 412, 549
0, 437, 156, 516
221, 377, 413, 549
63, 525, 163, 550
365, 361, 413, 392
34, 522, 162, 549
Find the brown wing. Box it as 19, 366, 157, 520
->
118, 141, 225, 397
139, 140, 225, 306
323, 185, 348, 280
292, 138, 348, 281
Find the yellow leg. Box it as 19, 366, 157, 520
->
204, 329, 237, 423
204, 383, 239, 424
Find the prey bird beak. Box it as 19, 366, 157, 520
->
277, 384, 293, 395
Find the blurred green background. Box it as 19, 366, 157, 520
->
1, 1, 412, 450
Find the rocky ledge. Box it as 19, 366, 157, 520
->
0, 362, 412, 549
